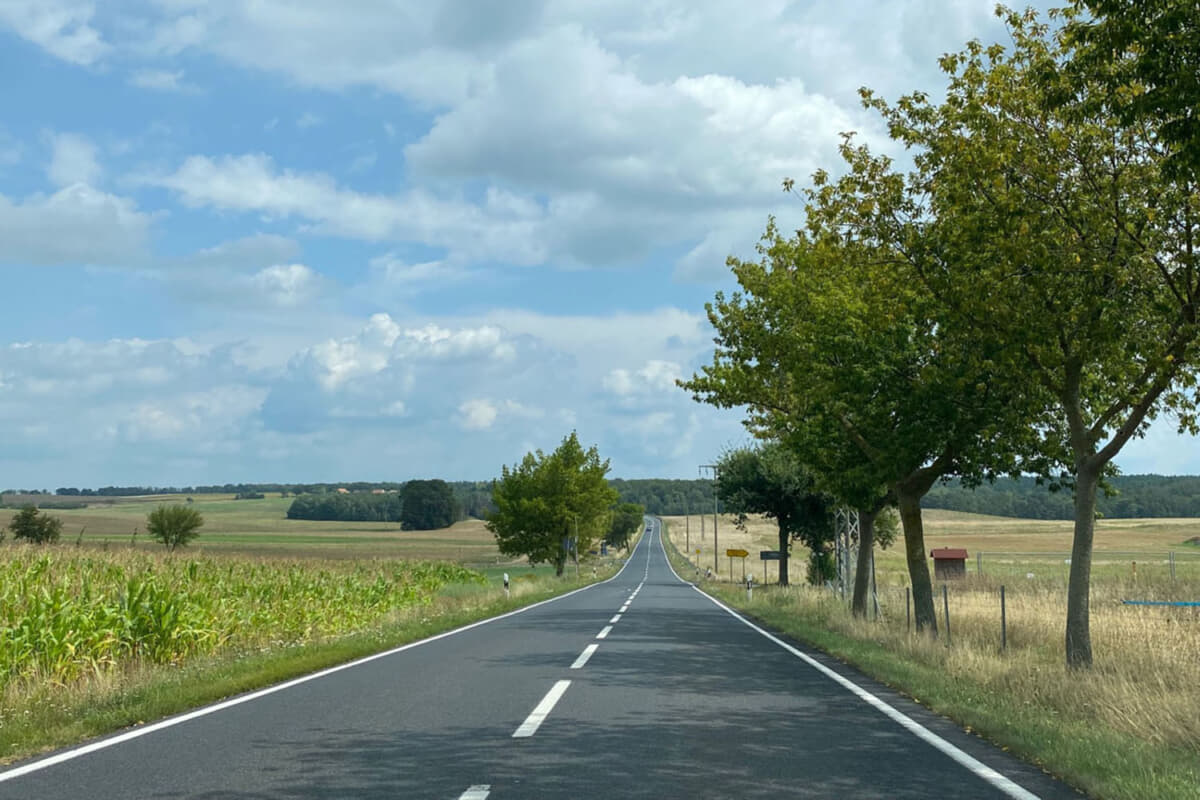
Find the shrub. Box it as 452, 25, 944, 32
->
146, 505, 204, 551
6, 506, 63, 544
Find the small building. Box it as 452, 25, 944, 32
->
930, 547, 968, 580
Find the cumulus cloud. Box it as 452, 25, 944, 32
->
0, 184, 150, 266
458, 398, 497, 430
147, 153, 548, 263
0, 0, 109, 65
46, 131, 100, 187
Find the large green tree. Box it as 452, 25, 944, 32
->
682, 148, 1030, 629
400, 479, 460, 530
715, 444, 835, 586
606, 502, 645, 550
487, 432, 619, 576
6, 505, 63, 544
866, 9, 1200, 667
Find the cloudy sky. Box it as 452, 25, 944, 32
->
1, 0, 1192, 489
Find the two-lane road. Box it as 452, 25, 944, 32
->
0, 518, 1078, 798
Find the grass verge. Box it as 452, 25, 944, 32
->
659, 521, 1200, 800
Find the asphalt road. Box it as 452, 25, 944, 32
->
0, 518, 1080, 799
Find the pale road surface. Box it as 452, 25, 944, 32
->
0, 518, 1080, 799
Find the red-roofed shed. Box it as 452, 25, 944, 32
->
930, 548, 969, 580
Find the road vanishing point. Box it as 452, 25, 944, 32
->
0, 518, 1078, 799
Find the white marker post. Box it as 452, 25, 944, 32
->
503, 572, 510, 598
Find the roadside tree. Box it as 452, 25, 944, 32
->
487, 432, 619, 576
606, 502, 644, 550
715, 444, 835, 586
866, 9, 1200, 666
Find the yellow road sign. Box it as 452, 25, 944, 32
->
726, 548, 749, 558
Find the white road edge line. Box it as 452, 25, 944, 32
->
458, 785, 491, 799
610, 614, 622, 623
652, 520, 1040, 800
571, 643, 599, 669
512, 680, 571, 738
596, 625, 613, 639
0, 527, 653, 784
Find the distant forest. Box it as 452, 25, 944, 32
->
13, 474, 1200, 520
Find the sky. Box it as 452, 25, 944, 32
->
0, 0, 1195, 490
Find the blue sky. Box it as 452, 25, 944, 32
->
1, 0, 1194, 489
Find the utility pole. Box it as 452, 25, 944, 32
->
699, 464, 720, 573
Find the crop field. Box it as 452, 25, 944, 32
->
665, 511, 1200, 799
0, 549, 484, 686
0, 495, 510, 563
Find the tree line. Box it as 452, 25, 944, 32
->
286, 480, 461, 530
925, 475, 1200, 520
683, 4, 1200, 670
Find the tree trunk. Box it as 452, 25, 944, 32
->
554, 552, 566, 577
896, 486, 937, 634
778, 524, 789, 586
851, 509, 877, 617
1066, 463, 1099, 669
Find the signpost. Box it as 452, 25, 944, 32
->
760, 550, 781, 584
726, 548, 749, 580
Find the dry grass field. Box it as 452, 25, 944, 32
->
0, 495, 510, 564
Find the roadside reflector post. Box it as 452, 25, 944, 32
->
503, 572, 510, 598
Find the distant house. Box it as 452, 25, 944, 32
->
371, 489, 386, 494
336, 487, 350, 494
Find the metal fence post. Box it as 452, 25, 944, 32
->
943, 584, 951, 646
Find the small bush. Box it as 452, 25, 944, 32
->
146, 505, 204, 551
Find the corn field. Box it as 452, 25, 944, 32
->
0, 546, 484, 687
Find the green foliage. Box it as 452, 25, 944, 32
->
1064, 0, 1200, 181
716, 444, 835, 585
0, 551, 484, 686
6, 506, 63, 544
609, 479, 720, 515
487, 432, 619, 576
400, 479, 460, 530
286, 491, 403, 522
146, 505, 204, 551
606, 503, 644, 549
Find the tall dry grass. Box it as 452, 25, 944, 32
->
666, 515, 1200, 759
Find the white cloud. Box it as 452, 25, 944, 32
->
129, 68, 192, 92
0, 0, 108, 65
46, 131, 100, 187
252, 264, 320, 306
296, 111, 322, 129
148, 153, 548, 263
0, 184, 150, 266
458, 398, 498, 430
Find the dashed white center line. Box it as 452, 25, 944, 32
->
571, 644, 599, 669
610, 614, 622, 623
513, 680, 571, 738
596, 625, 613, 639
620, 604, 629, 612
458, 785, 491, 799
